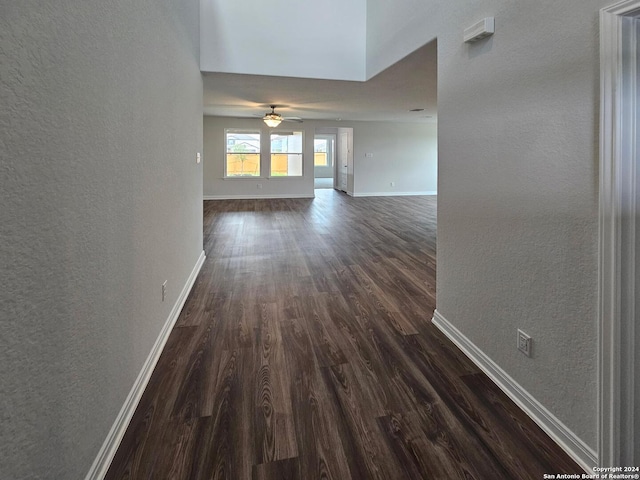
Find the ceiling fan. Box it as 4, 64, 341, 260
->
256, 105, 303, 127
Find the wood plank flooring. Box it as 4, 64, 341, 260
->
105, 189, 584, 480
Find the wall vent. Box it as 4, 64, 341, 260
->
464, 17, 495, 43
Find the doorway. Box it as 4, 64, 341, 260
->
314, 127, 353, 193
599, 0, 640, 467
336, 127, 353, 194
314, 133, 336, 189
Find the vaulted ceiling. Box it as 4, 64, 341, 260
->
203, 40, 437, 124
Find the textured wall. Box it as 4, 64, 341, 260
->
367, 0, 607, 448
200, 0, 366, 80
204, 117, 436, 198
353, 122, 437, 195
0, 1, 203, 478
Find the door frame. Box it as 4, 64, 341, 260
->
336, 128, 353, 193
313, 133, 336, 188
599, 0, 639, 466
338, 131, 348, 192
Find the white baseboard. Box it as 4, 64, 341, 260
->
85, 250, 206, 480
351, 191, 437, 197
431, 309, 598, 471
203, 194, 314, 200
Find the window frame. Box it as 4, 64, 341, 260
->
268, 129, 304, 179
314, 134, 335, 168
223, 128, 263, 179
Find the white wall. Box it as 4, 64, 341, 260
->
0, 1, 203, 478
201, 0, 366, 80
353, 122, 437, 195
204, 117, 437, 198
368, 0, 608, 452
315, 167, 334, 179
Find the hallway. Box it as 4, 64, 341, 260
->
106, 190, 582, 479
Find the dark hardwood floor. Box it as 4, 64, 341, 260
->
105, 189, 584, 479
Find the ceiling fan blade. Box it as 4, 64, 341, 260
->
283, 117, 303, 123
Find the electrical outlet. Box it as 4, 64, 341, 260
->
162, 281, 167, 302
196, 152, 201, 164
390, 181, 395, 187
517, 329, 532, 357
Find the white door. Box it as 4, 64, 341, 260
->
338, 132, 348, 192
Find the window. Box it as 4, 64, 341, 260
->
270, 131, 303, 177
314, 139, 328, 166
314, 135, 334, 167
225, 129, 260, 177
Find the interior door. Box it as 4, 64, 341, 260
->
338, 132, 348, 192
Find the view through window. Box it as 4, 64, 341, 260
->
271, 131, 303, 176
314, 134, 335, 168
314, 138, 329, 166
225, 130, 261, 177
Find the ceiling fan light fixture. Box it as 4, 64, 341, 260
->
263, 105, 283, 127
263, 113, 282, 127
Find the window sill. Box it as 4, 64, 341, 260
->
223, 176, 266, 180
222, 176, 305, 180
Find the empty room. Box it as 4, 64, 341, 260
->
2, 0, 638, 479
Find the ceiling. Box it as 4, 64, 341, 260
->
202, 41, 437, 124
